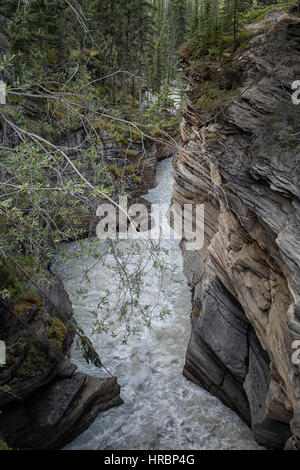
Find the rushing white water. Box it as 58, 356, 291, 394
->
55, 158, 261, 450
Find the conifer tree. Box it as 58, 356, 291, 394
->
190, 0, 200, 36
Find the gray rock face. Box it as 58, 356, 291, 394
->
0, 368, 121, 450
58, 130, 160, 198
173, 14, 300, 449
0, 277, 122, 449
184, 271, 251, 424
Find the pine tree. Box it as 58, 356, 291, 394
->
190, 0, 200, 36
150, 0, 167, 92
221, 0, 251, 50
167, 0, 187, 84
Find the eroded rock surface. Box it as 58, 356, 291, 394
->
0, 278, 122, 449
173, 14, 300, 449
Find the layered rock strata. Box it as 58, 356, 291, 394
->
173, 14, 300, 449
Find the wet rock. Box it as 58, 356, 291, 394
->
0, 372, 121, 450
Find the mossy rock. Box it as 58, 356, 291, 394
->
194, 306, 200, 317
109, 165, 123, 179
16, 340, 54, 378
47, 317, 68, 351
122, 149, 135, 158
125, 166, 135, 175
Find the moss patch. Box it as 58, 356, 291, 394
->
125, 166, 135, 175
13, 295, 42, 317
109, 165, 123, 179
122, 149, 135, 158
16, 340, 54, 378
47, 317, 68, 351
194, 77, 239, 113
242, 3, 290, 24
149, 128, 163, 138
195, 88, 238, 112
178, 29, 251, 60
115, 133, 129, 146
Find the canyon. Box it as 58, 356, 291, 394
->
1, 8, 300, 451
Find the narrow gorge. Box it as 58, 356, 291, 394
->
55, 158, 260, 450
0, 0, 300, 453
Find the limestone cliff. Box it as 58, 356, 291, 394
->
173, 13, 300, 449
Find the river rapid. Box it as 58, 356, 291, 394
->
55, 158, 261, 450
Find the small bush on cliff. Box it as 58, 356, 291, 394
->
0, 438, 12, 450
195, 82, 239, 112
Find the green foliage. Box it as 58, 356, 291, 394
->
141, 84, 179, 135
0, 438, 12, 450
0, 133, 124, 298
47, 317, 68, 351
0, 0, 183, 349
178, 0, 294, 60
0, 259, 34, 303
195, 85, 238, 112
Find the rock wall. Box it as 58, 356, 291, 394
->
58, 129, 162, 199
173, 14, 300, 449
0, 277, 122, 450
